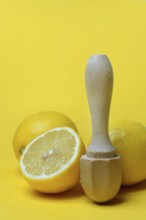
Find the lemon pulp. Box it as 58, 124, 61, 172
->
22, 128, 77, 178
20, 127, 85, 193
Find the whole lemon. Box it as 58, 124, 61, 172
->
13, 111, 78, 160
109, 120, 146, 186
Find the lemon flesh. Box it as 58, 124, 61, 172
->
109, 120, 146, 185
20, 127, 85, 193
13, 111, 78, 160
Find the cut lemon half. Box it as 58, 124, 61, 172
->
20, 127, 86, 193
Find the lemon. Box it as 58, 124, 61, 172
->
109, 120, 146, 186
20, 127, 86, 193
13, 111, 78, 160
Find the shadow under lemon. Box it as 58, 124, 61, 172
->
15, 166, 84, 199
25, 183, 84, 200
15, 166, 146, 203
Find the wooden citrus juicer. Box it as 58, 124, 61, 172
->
80, 55, 121, 203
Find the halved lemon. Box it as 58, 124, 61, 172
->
20, 127, 86, 193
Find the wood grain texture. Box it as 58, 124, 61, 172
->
80, 55, 121, 203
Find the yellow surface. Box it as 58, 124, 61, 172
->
1, 0, 146, 219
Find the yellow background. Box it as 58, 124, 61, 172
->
1, 0, 146, 219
